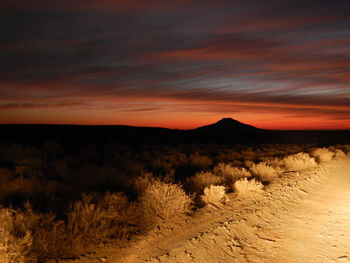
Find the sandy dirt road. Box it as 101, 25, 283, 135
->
267, 159, 350, 263
139, 159, 350, 263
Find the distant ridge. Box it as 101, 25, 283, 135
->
0, 118, 349, 145
195, 118, 259, 132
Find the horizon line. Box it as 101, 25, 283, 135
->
1, 122, 349, 131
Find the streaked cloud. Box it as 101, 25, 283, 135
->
1, 0, 350, 129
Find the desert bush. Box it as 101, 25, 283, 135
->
233, 178, 263, 198
213, 163, 250, 188
310, 148, 334, 162
67, 192, 133, 255
186, 171, 223, 194
280, 152, 317, 171
0, 144, 29, 164
133, 172, 156, 192
0, 168, 12, 185
333, 149, 346, 160
42, 140, 63, 157
0, 177, 59, 211
0, 208, 33, 263
240, 148, 256, 160
216, 151, 242, 163
189, 152, 213, 168
262, 157, 282, 166
137, 176, 192, 228
250, 162, 278, 183
243, 160, 255, 169
0, 204, 67, 263
14, 205, 70, 262
1, 192, 138, 262
342, 145, 350, 154
201, 185, 226, 206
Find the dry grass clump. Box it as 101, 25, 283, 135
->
67, 192, 134, 256
280, 152, 317, 171
0, 168, 12, 185
1, 206, 62, 263
333, 149, 346, 160
310, 148, 334, 162
18, 206, 69, 262
233, 178, 263, 198
189, 152, 213, 168
260, 157, 282, 166
0, 192, 137, 262
243, 160, 255, 169
250, 162, 278, 183
343, 145, 350, 155
186, 171, 223, 194
0, 208, 33, 263
213, 163, 251, 188
201, 185, 226, 206
134, 172, 156, 192
1, 177, 57, 196
0, 204, 67, 263
136, 175, 192, 228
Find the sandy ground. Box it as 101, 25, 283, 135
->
73, 158, 350, 263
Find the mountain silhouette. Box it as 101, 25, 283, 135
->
195, 118, 259, 132
1, 118, 349, 145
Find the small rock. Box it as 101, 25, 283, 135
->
100, 257, 107, 262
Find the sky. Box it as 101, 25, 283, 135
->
1, 0, 350, 130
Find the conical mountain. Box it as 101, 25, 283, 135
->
195, 118, 259, 132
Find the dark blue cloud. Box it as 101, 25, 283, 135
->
1, 0, 350, 128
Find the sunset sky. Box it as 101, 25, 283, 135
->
1, 0, 350, 129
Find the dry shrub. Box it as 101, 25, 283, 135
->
134, 172, 156, 193
0, 208, 33, 263
280, 152, 317, 171
0, 168, 12, 185
137, 176, 192, 228
241, 148, 255, 160
310, 148, 334, 162
333, 149, 346, 160
15, 205, 70, 262
67, 192, 133, 256
186, 171, 222, 194
250, 162, 278, 183
0, 177, 57, 198
1, 192, 138, 262
343, 145, 350, 154
201, 185, 226, 206
5, 177, 41, 194
244, 160, 255, 169
213, 163, 250, 188
260, 157, 282, 166
234, 178, 263, 198
189, 153, 213, 168
0, 205, 69, 263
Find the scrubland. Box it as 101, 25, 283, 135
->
0, 142, 349, 262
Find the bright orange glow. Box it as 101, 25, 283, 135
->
1, 95, 349, 130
